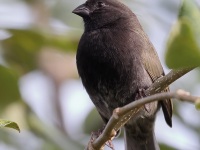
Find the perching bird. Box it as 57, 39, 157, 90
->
73, 0, 172, 149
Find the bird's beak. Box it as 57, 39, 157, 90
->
72, 4, 90, 17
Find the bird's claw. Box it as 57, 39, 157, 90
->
136, 88, 151, 113
106, 140, 115, 150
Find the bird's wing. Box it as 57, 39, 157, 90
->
138, 30, 173, 127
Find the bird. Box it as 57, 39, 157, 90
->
72, 0, 172, 149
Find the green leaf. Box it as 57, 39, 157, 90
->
0, 65, 20, 109
0, 119, 20, 132
165, 0, 200, 68
195, 99, 200, 110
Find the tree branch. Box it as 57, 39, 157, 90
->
90, 90, 200, 150
86, 67, 198, 150
146, 67, 195, 95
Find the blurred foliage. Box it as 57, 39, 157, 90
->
0, 65, 20, 110
2, 29, 78, 74
159, 143, 174, 150
2, 30, 45, 73
0, 120, 20, 132
0, 0, 200, 150
195, 99, 200, 110
166, 0, 200, 68
83, 108, 103, 135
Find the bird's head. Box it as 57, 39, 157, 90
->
72, 0, 133, 31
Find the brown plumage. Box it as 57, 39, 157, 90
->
73, 0, 172, 149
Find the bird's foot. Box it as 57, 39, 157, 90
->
136, 88, 152, 113
136, 88, 147, 100
91, 128, 103, 142
90, 126, 115, 150
139, 88, 147, 98
106, 140, 115, 150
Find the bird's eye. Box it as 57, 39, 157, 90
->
97, 1, 106, 8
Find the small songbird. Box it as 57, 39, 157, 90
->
73, 0, 172, 150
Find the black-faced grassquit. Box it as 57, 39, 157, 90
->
73, 0, 172, 149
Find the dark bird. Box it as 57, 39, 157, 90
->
73, 0, 172, 149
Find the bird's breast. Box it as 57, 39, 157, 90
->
77, 29, 140, 100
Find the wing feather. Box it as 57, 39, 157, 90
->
138, 29, 173, 127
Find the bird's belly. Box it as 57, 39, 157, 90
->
80, 61, 140, 119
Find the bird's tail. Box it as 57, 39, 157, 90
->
124, 127, 160, 150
